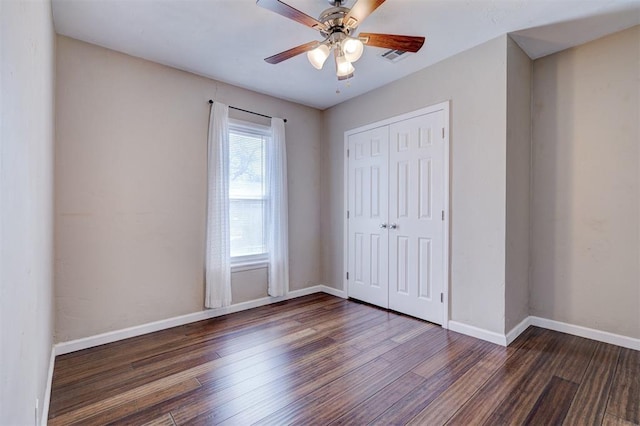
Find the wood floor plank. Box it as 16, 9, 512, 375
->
94, 338, 347, 425
246, 359, 399, 425
369, 340, 496, 425
338, 336, 495, 425
61, 400, 140, 426
52, 318, 310, 415
50, 348, 218, 416
48, 295, 639, 426
196, 335, 338, 386
444, 327, 557, 425
177, 355, 392, 425
141, 413, 176, 426
48, 328, 318, 424
208, 319, 307, 357
523, 376, 579, 425
328, 372, 426, 425
289, 299, 347, 322
216, 339, 402, 425
53, 379, 200, 426
411, 333, 481, 378
117, 337, 363, 425
552, 333, 598, 383
482, 331, 590, 425
325, 310, 396, 342
602, 413, 639, 426
607, 348, 640, 424
216, 331, 425, 425
563, 341, 621, 425
248, 328, 458, 425
391, 321, 437, 344
309, 306, 388, 335
348, 316, 424, 350
407, 344, 515, 425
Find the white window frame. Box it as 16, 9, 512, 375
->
228, 119, 271, 269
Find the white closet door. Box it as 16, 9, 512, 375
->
347, 127, 389, 308
388, 111, 445, 324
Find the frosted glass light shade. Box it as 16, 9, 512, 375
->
307, 44, 330, 69
343, 38, 364, 63
336, 55, 355, 77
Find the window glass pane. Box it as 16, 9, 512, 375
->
229, 127, 267, 258
230, 199, 266, 257
229, 131, 265, 199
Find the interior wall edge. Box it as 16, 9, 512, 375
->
40, 347, 55, 426
0, 0, 56, 423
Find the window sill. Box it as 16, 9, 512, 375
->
231, 261, 269, 273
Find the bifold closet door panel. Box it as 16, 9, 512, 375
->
388, 111, 446, 324
347, 126, 390, 308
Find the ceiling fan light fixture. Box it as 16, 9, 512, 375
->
335, 54, 355, 77
307, 44, 331, 69
343, 37, 364, 63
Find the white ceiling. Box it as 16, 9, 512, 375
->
52, 0, 640, 110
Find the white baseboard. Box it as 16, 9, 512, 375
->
529, 316, 640, 351
502, 315, 640, 351
506, 316, 533, 346
319, 284, 347, 299
41, 346, 55, 425
53, 285, 639, 358
54, 286, 341, 356
448, 320, 507, 346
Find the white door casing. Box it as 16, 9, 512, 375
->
347, 126, 389, 308
344, 102, 449, 326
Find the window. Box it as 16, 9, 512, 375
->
228, 120, 270, 264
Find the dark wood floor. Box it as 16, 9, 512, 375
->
49, 293, 639, 425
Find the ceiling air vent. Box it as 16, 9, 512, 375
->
380, 49, 409, 63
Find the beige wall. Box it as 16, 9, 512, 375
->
505, 37, 532, 331
0, 0, 56, 423
55, 36, 323, 342
322, 36, 509, 334
530, 26, 640, 338
52, 21, 640, 350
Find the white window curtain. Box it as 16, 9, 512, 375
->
205, 102, 232, 308
266, 117, 289, 297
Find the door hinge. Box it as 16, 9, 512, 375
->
346, 272, 349, 280
347, 210, 350, 219
442, 128, 445, 139
347, 149, 350, 157
441, 210, 445, 221
440, 293, 444, 303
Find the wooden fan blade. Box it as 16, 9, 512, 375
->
360, 33, 425, 52
343, 0, 386, 29
264, 41, 319, 64
257, 0, 326, 32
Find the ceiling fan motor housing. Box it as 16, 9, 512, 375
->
319, 7, 352, 37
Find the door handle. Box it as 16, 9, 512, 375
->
380, 223, 388, 229
389, 223, 398, 230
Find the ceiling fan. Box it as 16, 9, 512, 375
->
257, 0, 425, 80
